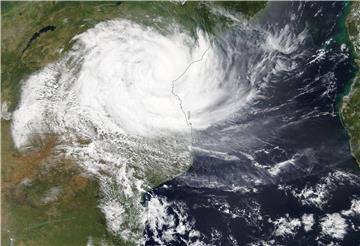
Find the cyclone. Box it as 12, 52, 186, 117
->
12, 19, 258, 144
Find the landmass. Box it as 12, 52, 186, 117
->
1, 2, 266, 245
342, 2, 360, 166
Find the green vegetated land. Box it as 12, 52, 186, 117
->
342, 1, 360, 166
1, 2, 266, 245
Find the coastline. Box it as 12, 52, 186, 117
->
341, 1, 360, 166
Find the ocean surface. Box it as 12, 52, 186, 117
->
146, 2, 360, 245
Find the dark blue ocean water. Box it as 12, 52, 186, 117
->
145, 2, 360, 245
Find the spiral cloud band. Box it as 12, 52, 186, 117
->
12, 19, 259, 147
